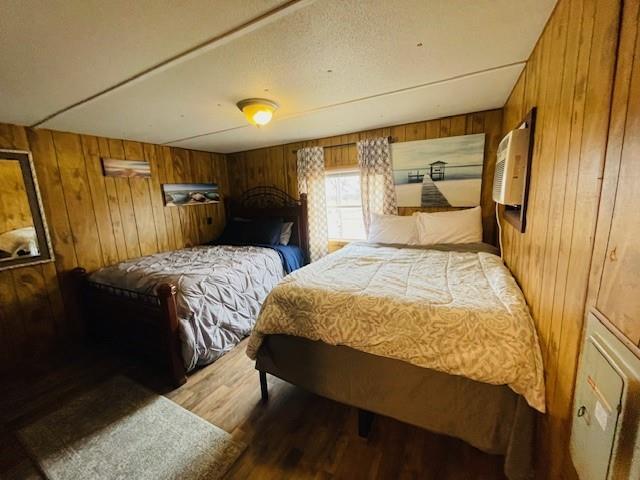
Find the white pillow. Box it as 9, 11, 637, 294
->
367, 214, 418, 245
0, 226, 39, 257
414, 207, 483, 245
280, 222, 293, 245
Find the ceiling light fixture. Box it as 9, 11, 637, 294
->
236, 98, 279, 127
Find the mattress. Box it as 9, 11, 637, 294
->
90, 245, 285, 370
247, 242, 545, 413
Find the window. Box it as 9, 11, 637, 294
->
325, 170, 366, 241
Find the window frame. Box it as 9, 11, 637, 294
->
324, 168, 366, 242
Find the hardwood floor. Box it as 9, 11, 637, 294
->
0, 340, 507, 479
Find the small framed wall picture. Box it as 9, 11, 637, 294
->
101, 158, 151, 178
162, 183, 220, 207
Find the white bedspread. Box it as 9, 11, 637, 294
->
90, 245, 284, 371
247, 243, 545, 412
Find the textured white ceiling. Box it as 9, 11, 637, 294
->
0, 0, 293, 125
0, 0, 556, 153
171, 64, 524, 152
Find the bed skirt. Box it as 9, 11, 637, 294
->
255, 334, 535, 480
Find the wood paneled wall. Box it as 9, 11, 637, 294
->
588, 0, 640, 348
500, 0, 621, 478
227, 109, 503, 245
0, 123, 228, 375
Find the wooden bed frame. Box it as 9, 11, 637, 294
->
72, 186, 309, 388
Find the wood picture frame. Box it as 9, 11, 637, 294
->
0, 149, 55, 271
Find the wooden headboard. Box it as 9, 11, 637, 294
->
226, 186, 309, 264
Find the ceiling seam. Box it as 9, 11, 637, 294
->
29, 0, 316, 129
162, 60, 526, 146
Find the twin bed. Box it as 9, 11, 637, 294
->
74, 187, 544, 480
73, 187, 309, 386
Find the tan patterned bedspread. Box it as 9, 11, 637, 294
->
247, 243, 545, 412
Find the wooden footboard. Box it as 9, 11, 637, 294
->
72, 267, 187, 387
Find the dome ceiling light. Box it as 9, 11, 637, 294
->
236, 98, 279, 127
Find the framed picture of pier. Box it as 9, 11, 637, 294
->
162, 183, 220, 207
391, 133, 485, 208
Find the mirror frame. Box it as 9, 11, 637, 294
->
0, 149, 55, 271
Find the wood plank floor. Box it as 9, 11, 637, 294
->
0, 340, 507, 479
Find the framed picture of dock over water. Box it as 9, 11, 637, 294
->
391, 133, 485, 208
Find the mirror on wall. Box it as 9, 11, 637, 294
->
0, 149, 54, 270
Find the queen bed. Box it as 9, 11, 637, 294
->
73, 187, 309, 387
247, 241, 545, 480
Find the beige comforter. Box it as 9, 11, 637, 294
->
247, 243, 545, 412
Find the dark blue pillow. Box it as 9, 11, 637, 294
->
216, 217, 283, 246
217, 218, 251, 245
247, 218, 284, 245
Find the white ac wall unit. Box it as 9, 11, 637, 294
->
492, 128, 530, 206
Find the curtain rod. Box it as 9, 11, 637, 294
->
292, 136, 394, 154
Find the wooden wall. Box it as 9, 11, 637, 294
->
588, 0, 640, 348
0, 160, 33, 234
0, 123, 228, 375
500, 0, 621, 478
227, 109, 503, 245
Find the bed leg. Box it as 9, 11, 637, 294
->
358, 409, 374, 438
158, 283, 187, 388
259, 370, 268, 403
71, 267, 94, 340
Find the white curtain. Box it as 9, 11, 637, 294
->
297, 147, 328, 262
357, 137, 398, 233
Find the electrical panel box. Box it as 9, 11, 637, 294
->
570, 312, 640, 479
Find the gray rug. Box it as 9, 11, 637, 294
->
18, 376, 245, 480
